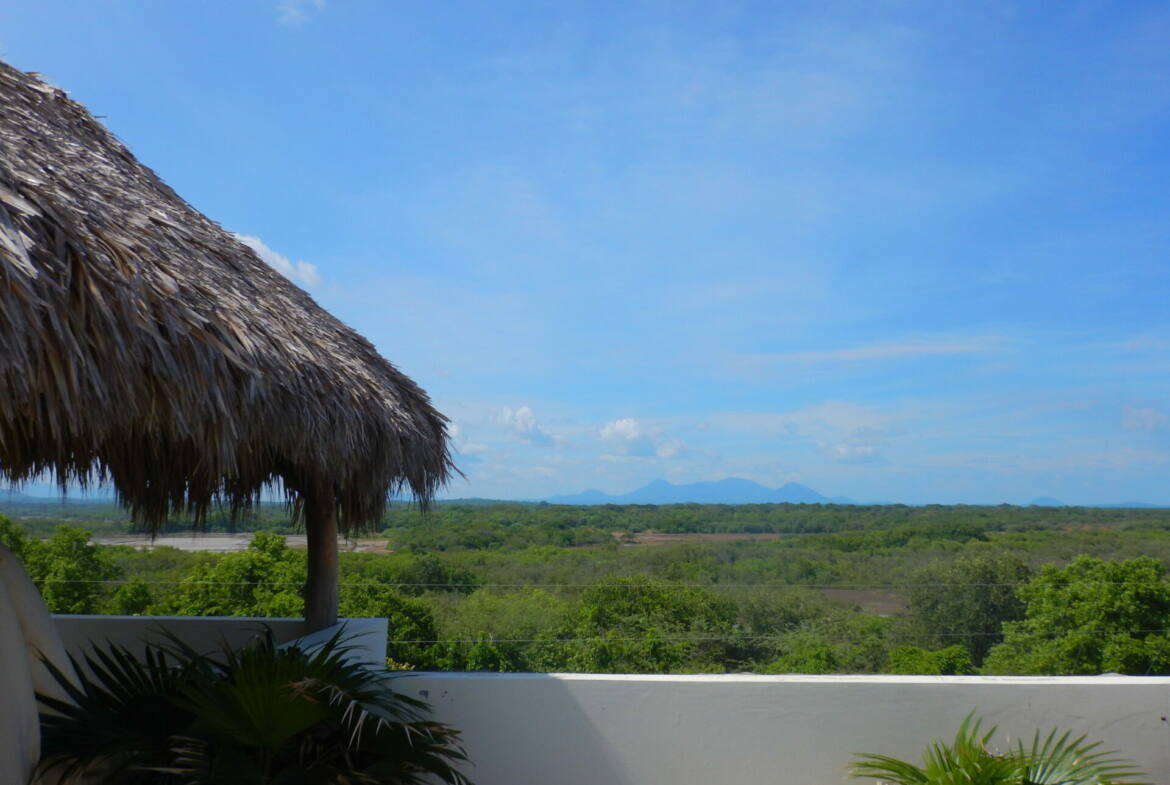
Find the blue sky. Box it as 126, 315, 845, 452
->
4, 1, 1169, 503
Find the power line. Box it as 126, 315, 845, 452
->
29, 578, 1170, 589
385, 628, 1170, 645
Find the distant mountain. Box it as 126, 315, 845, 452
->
1028, 496, 1066, 507
0, 489, 35, 502
547, 478, 854, 506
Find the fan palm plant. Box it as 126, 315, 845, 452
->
36, 629, 471, 785
850, 714, 1144, 785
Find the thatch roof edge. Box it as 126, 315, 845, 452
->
0, 61, 454, 531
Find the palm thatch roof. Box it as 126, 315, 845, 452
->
0, 61, 454, 532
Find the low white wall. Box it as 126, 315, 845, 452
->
53, 615, 388, 667
403, 673, 1170, 785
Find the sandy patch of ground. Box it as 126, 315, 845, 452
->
820, 587, 907, 616
92, 533, 391, 554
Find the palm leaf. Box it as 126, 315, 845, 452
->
852, 713, 1144, 785
1019, 727, 1147, 785
166, 626, 472, 784
36, 626, 472, 784
36, 643, 192, 784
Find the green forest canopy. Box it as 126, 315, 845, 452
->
5, 501, 1170, 675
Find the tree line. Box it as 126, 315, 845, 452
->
5, 502, 1170, 675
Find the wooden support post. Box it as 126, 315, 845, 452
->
303, 487, 339, 632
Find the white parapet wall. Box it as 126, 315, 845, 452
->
403, 672, 1170, 785
53, 615, 388, 667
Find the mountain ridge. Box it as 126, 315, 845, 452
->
547, 477, 855, 505
545, 479, 1168, 507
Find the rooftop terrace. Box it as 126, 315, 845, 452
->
50, 614, 1170, 785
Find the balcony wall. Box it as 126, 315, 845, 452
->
404, 672, 1170, 785
47, 615, 1170, 785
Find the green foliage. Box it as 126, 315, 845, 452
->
338, 584, 441, 669
794, 522, 988, 554
387, 513, 615, 553
763, 640, 839, 674
909, 552, 1030, 664
1019, 725, 1145, 785
852, 715, 1022, 785
344, 553, 478, 597
143, 533, 447, 668
12, 503, 1170, 675
151, 531, 306, 617
983, 556, 1170, 675
0, 513, 29, 554
432, 588, 570, 671
538, 576, 739, 673
10, 497, 1170, 541
733, 586, 835, 665
38, 639, 193, 784
376, 501, 1170, 540
886, 645, 974, 675
37, 630, 472, 784
764, 613, 896, 674
110, 579, 154, 615
18, 525, 122, 613
850, 713, 1145, 785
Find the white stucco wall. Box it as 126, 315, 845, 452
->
403, 672, 1170, 785
42, 617, 1170, 785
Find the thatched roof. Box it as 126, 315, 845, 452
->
0, 61, 453, 530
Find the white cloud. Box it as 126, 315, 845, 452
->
600, 417, 648, 442
233, 234, 321, 288
600, 417, 657, 457
600, 417, 686, 459
711, 401, 892, 439
827, 443, 879, 463
1122, 406, 1170, 433
446, 421, 488, 454
743, 336, 1004, 367
711, 402, 893, 464
497, 406, 557, 447
278, 0, 325, 24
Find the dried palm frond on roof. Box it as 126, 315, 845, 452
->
0, 61, 452, 542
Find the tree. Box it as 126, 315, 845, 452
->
109, 578, 154, 615
982, 555, 1170, 675
0, 514, 28, 555
735, 586, 835, 668
151, 530, 305, 617
432, 588, 570, 672
765, 612, 895, 674
339, 583, 442, 669
537, 576, 738, 673
908, 551, 1030, 664
344, 553, 477, 597
886, 644, 974, 675
16, 525, 121, 614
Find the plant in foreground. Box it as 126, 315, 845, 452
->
36, 629, 471, 784
850, 713, 1145, 785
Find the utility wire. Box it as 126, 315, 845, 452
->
28, 578, 1168, 589
384, 628, 1170, 644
